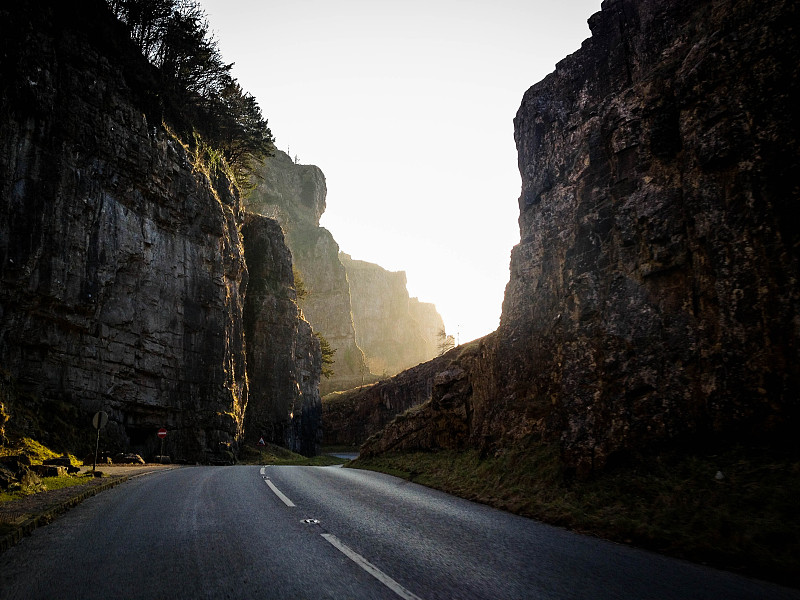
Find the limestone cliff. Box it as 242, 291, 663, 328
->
246, 151, 446, 393
241, 214, 321, 456
245, 151, 368, 394
362, 0, 800, 475
339, 253, 443, 376
408, 298, 445, 358
0, 2, 320, 460
323, 351, 453, 447
246, 150, 327, 233
244, 153, 357, 394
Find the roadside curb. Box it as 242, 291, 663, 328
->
0, 475, 129, 555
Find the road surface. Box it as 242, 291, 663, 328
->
1, 465, 797, 600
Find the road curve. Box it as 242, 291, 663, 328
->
0, 465, 797, 600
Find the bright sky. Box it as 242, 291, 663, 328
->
200, 0, 601, 344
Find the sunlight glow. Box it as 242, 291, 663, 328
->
200, 0, 601, 343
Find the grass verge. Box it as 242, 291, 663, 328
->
350, 442, 800, 588
0, 473, 97, 504
238, 443, 348, 466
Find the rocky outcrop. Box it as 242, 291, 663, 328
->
409, 298, 445, 358
363, 0, 800, 475
245, 151, 446, 393
339, 253, 443, 376
0, 2, 321, 460
246, 150, 327, 233
241, 214, 321, 455
245, 151, 369, 394
323, 349, 456, 447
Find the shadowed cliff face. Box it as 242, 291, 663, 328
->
323, 351, 448, 447
0, 2, 321, 460
362, 0, 800, 475
0, 3, 247, 460
241, 214, 322, 456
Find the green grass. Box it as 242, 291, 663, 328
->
350, 442, 800, 588
0, 473, 96, 504
238, 443, 348, 466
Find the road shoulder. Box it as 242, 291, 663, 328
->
0, 464, 179, 554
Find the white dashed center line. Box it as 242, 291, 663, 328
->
321, 533, 423, 600
263, 476, 295, 507
261, 468, 422, 598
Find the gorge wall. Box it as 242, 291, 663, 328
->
323, 349, 455, 447
362, 0, 800, 475
245, 151, 445, 393
245, 151, 368, 395
241, 214, 321, 456
339, 252, 443, 377
0, 2, 320, 460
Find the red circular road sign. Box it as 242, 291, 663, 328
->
157, 428, 167, 439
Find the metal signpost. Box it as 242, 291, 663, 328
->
157, 428, 167, 463
92, 411, 108, 472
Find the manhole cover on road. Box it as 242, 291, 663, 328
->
301, 518, 320, 525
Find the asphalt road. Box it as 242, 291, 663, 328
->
1, 465, 798, 600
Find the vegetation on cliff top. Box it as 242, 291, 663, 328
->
107, 0, 274, 192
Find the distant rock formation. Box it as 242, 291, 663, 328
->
361, 0, 800, 475
339, 253, 443, 377
246, 151, 445, 393
0, 2, 321, 460
408, 297, 444, 356
241, 214, 321, 456
245, 151, 368, 395
323, 349, 454, 447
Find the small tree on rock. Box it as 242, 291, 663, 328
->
293, 267, 308, 303
316, 334, 336, 379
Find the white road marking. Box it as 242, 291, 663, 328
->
260, 467, 266, 475
321, 533, 423, 600
265, 479, 295, 507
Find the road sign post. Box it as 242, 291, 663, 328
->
92, 411, 108, 472
157, 428, 167, 463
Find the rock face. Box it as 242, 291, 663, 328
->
246, 151, 445, 393
0, 2, 321, 460
241, 214, 321, 456
245, 151, 368, 395
362, 0, 800, 475
323, 350, 454, 447
339, 253, 443, 377
408, 298, 445, 358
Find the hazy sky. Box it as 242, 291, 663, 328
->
200, 0, 601, 344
